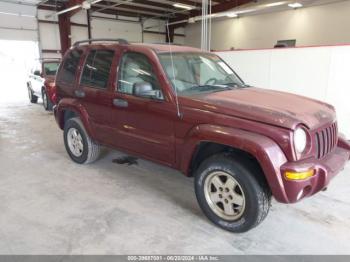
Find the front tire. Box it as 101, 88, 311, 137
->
42, 88, 53, 111
194, 153, 271, 233
64, 117, 100, 164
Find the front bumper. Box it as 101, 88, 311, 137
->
280, 146, 349, 203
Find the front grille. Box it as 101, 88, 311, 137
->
315, 122, 338, 159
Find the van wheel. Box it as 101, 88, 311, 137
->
194, 153, 271, 233
28, 85, 38, 103
42, 89, 53, 111
64, 117, 100, 164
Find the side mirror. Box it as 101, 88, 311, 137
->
133, 82, 163, 100
34, 70, 41, 77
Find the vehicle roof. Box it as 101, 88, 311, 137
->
132, 43, 203, 53
75, 42, 204, 53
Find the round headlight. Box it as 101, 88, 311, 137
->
294, 127, 307, 153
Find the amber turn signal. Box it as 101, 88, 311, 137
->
284, 169, 315, 180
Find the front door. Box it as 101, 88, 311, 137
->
111, 51, 176, 166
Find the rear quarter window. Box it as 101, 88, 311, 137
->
57, 49, 83, 84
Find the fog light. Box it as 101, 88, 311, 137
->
285, 170, 314, 180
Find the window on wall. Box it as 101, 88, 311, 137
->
81, 49, 114, 89
118, 52, 160, 94
274, 39, 296, 48
59, 49, 83, 83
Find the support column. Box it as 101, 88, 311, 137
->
58, 13, 71, 55
165, 25, 174, 43
87, 9, 92, 39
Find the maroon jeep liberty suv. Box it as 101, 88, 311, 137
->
54, 39, 350, 232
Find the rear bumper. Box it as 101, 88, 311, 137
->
279, 145, 349, 203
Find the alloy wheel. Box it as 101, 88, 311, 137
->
67, 128, 84, 157
204, 171, 246, 220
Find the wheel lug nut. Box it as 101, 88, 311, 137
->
228, 195, 233, 200
219, 194, 223, 198
225, 188, 229, 192
224, 199, 229, 204
219, 187, 223, 191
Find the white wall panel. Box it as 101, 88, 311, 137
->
144, 33, 164, 44
0, 2, 37, 41
186, 0, 350, 50
71, 10, 87, 24
216, 45, 350, 137
71, 26, 88, 45
0, 1, 36, 16
0, 28, 38, 41
327, 46, 350, 135
38, 23, 60, 50
91, 18, 142, 42
268, 48, 331, 101
218, 51, 271, 88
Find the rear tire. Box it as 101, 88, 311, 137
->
42, 88, 53, 111
27, 84, 38, 103
194, 153, 271, 233
63, 117, 100, 164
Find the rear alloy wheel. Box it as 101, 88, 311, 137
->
42, 89, 53, 111
194, 153, 271, 233
64, 117, 100, 164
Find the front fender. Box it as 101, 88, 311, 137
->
55, 98, 95, 138
180, 124, 290, 203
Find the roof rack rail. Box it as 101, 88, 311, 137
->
73, 38, 129, 47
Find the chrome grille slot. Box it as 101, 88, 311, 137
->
315, 122, 338, 159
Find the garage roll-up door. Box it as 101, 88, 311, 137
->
0, 1, 38, 41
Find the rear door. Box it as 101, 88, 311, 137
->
77, 48, 117, 144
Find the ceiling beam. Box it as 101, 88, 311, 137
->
98, 0, 177, 13
90, 6, 164, 18
93, 3, 171, 16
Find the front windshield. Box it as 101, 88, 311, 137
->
158, 52, 245, 96
43, 62, 60, 76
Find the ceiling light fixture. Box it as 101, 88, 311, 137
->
288, 2, 303, 8
173, 3, 195, 10
235, 9, 257, 14
226, 12, 238, 18
265, 1, 287, 7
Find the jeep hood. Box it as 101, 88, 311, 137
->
184, 87, 336, 130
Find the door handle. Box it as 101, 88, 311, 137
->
74, 90, 85, 98
113, 98, 128, 108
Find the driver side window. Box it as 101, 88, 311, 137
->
117, 52, 160, 95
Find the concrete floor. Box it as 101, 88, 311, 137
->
0, 100, 350, 255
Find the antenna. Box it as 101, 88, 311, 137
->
166, 22, 181, 118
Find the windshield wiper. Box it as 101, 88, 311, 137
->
187, 85, 233, 92
222, 82, 246, 88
